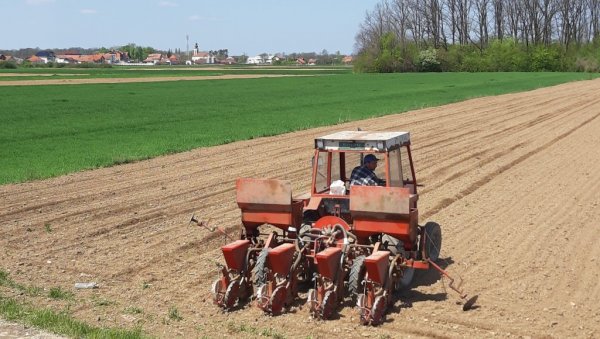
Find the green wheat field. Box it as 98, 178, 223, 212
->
1, 69, 597, 184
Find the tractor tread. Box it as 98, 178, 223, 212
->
253, 248, 269, 287
348, 255, 366, 298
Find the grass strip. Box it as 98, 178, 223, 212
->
0, 269, 144, 339
0, 270, 42, 296
0, 296, 144, 339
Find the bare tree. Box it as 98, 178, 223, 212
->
493, 0, 504, 40
387, 0, 412, 47
355, 3, 387, 52
505, 1, 523, 42
557, 0, 586, 48
456, 0, 471, 45
355, 0, 598, 55
590, 0, 600, 41
474, 0, 491, 48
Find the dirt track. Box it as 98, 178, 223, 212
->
0, 73, 309, 86
1, 78, 600, 338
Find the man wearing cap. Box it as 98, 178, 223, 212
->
350, 154, 386, 186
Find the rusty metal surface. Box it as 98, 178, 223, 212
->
221, 240, 251, 271
364, 251, 390, 285
313, 215, 350, 230
236, 178, 292, 206
315, 247, 342, 280
349, 186, 414, 216
268, 243, 296, 276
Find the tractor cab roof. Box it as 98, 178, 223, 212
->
314, 131, 410, 152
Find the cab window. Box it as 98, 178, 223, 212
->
388, 149, 403, 187
315, 151, 343, 193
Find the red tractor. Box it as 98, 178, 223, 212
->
203, 131, 475, 324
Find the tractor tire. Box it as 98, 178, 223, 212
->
423, 222, 442, 262
382, 234, 414, 289
399, 262, 415, 289
381, 234, 402, 255
348, 255, 366, 299
253, 248, 269, 288
299, 223, 313, 248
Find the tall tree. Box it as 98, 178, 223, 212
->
493, 0, 504, 41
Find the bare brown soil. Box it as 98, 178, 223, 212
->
119, 67, 343, 71
1, 79, 600, 338
0, 73, 85, 77
0, 74, 310, 86
0, 319, 63, 338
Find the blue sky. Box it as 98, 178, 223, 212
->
2, 0, 380, 56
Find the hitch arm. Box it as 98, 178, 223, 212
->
428, 259, 467, 298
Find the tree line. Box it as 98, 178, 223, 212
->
354, 0, 600, 72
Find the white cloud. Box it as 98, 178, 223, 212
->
80, 9, 97, 14
158, 1, 178, 7
188, 15, 217, 22
25, 0, 55, 5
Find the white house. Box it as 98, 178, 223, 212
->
248, 54, 281, 65
265, 55, 280, 64
34, 50, 56, 63
246, 55, 264, 64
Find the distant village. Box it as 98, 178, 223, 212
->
0, 43, 353, 66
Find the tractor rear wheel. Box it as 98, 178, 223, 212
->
348, 255, 366, 299
423, 222, 442, 262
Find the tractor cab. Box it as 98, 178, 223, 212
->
305, 131, 418, 229
311, 131, 417, 195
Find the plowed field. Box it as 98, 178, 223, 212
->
1, 78, 600, 338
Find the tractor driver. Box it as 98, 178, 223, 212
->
350, 154, 386, 186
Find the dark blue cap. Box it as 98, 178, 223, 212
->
364, 154, 380, 164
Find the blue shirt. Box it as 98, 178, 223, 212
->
350, 165, 384, 186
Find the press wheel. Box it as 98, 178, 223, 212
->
370, 295, 387, 325
223, 279, 240, 310
270, 285, 287, 315
321, 290, 337, 319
